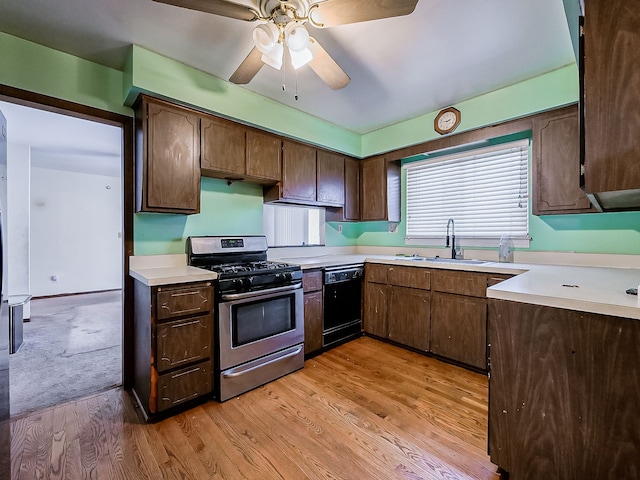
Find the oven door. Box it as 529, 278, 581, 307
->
218, 283, 304, 371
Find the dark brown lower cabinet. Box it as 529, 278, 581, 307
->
303, 270, 324, 356
488, 299, 640, 479
387, 286, 430, 351
363, 280, 388, 339
431, 292, 486, 369
133, 280, 214, 420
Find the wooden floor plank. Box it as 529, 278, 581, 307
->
11, 337, 500, 480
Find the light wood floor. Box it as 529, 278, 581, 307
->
10, 337, 499, 479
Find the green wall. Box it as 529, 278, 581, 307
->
3, 31, 640, 257
0, 32, 130, 116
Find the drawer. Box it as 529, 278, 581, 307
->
303, 270, 323, 292
156, 284, 213, 320
432, 270, 486, 297
388, 266, 431, 290
365, 263, 389, 284
155, 314, 212, 373
155, 360, 212, 412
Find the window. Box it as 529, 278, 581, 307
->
263, 204, 325, 247
404, 139, 529, 247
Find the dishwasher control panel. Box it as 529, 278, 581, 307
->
324, 266, 364, 284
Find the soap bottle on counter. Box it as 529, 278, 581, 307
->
498, 235, 514, 263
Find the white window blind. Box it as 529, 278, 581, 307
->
263, 204, 325, 247
404, 140, 529, 244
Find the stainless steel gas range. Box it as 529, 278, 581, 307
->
187, 235, 304, 402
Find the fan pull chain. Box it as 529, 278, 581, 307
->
295, 69, 299, 101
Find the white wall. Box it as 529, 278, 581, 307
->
30, 164, 122, 296
6, 143, 31, 317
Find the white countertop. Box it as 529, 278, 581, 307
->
129, 253, 640, 319
276, 253, 640, 320
130, 258, 217, 286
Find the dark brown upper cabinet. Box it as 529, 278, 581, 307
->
327, 156, 360, 222
265, 142, 348, 208
246, 130, 281, 182
316, 150, 345, 207
360, 157, 400, 222
532, 104, 595, 215
135, 95, 201, 214
582, 0, 640, 210
201, 115, 281, 184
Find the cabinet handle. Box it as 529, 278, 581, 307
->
171, 366, 201, 378
171, 319, 203, 329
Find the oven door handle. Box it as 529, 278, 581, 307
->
220, 282, 302, 302
222, 345, 304, 378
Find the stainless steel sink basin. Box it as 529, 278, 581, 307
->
407, 256, 487, 265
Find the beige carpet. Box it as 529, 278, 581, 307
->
9, 290, 122, 417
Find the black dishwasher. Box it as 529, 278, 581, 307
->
323, 265, 363, 347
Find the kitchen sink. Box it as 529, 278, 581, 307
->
407, 256, 487, 265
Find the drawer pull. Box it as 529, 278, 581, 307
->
171, 319, 202, 328
171, 366, 201, 378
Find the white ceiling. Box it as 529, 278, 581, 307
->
0, 0, 576, 135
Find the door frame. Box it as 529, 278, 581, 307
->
0, 84, 135, 388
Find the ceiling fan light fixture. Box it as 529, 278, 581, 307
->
284, 22, 310, 52
290, 47, 313, 69
261, 42, 284, 69
253, 22, 280, 54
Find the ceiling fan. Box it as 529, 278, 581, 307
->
152, 0, 419, 90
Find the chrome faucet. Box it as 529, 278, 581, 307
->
446, 218, 456, 259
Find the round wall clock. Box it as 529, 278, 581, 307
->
434, 107, 461, 135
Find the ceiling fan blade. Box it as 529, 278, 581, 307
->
229, 47, 265, 84
309, 0, 418, 27
152, 0, 258, 21
308, 38, 350, 90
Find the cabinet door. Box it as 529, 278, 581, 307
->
317, 150, 345, 206
431, 292, 487, 369
201, 115, 246, 177
344, 157, 360, 221
363, 282, 387, 338
533, 105, 593, 215
281, 141, 317, 202
144, 99, 201, 213
360, 157, 387, 221
583, 0, 640, 195
246, 130, 281, 181
304, 291, 324, 355
387, 286, 430, 351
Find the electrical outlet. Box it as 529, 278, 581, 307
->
388, 222, 398, 233
337, 224, 343, 233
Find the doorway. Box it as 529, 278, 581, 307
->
0, 88, 134, 416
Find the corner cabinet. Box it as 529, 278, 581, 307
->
532, 104, 594, 215
582, 0, 640, 208
132, 280, 214, 420
488, 299, 640, 478
135, 95, 201, 214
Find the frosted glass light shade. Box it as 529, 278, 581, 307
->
290, 47, 313, 69
261, 42, 284, 69
284, 22, 310, 52
253, 23, 280, 54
